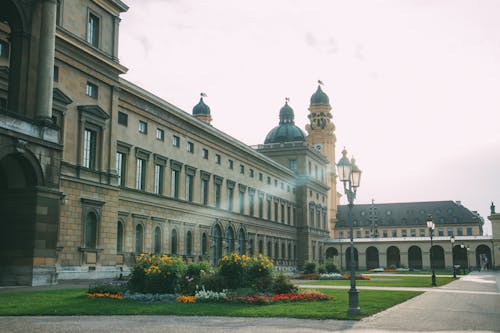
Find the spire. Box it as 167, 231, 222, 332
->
192, 92, 212, 125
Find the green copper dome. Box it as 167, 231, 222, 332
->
310, 85, 330, 105
192, 97, 211, 116
264, 102, 306, 144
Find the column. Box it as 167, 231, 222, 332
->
35, 0, 57, 123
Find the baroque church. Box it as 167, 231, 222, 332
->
0, 0, 498, 286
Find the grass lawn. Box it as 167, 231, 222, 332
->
0, 288, 421, 320
302, 275, 455, 287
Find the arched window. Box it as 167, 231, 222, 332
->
135, 224, 143, 253
281, 243, 285, 259
186, 230, 192, 256
238, 229, 246, 255
213, 224, 223, 264
85, 212, 98, 248
287, 243, 291, 259
258, 239, 263, 255
154, 226, 162, 254
267, 240, 272, 257
226, 227, 235, 254
201, 232, 207, 256
171, 229, 177, 255
116, 221, 124, 252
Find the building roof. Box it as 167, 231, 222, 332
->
192, 97, 211, 116
310, 85, 330, 105
264, 102, 306, 144
335, 200, 483, 228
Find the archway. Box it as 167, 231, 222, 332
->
387, 246, 401, 268
452, 245, 467, 270
366, 246, 379, 269
408, 246, 422, 270
345, 247, 358, 270
212, 224, 223, 264
326, 247, 339, 259
475, 245, 492, 270
226, 227, 235, 254
430, 245, 445, 269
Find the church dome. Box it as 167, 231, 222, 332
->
264, 102, 306, 144
192, 97, 211, 116
310, 85, 330, 105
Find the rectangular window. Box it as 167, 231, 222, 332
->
356, 230, 361, 238
171, 169, 179, 198
419, 228, 426, 237
240, 164, 244, 174
447, 228, 454, 236
383, 230, 388, 237
249, 194, 254, 216
287, 206, 291, 225
227, 187, 234, 211
267, 199, 271, 220
0, 40, 10, 58
258, 197, 263, 218
267, 176, 271, 185
308, 161, 312, 175
315, 165, 318, 178
118, 112, 128, 126
438, 228, 444, 236
136, 158, 146, 191
154, 164, 163, 194
228, 159, 233, 169
156, 128, 164, 140
86, 82, 98, 99
173, 135, 180, 147
392, 230, 397, 237
87, 12, 100, 47
457, 228, 463, 236
53, 66, 59, 82
365, 230, 370, 238
274, 202, 278, 222
401, 229, 407, 237
215, 183, 221, 208
289, 159, 297, 171
466, 227, 473, 236
187, 141, 194, 153
215, 154, 221, 164
274, 179, 278, 187
410, 229, 416, 237
185, 174, 193, 201
116, 152, 126, 187
138, 121, 147, 134
259, 173, 263, 181
280, 204, 285, 223
249, 169, 254, 178
239, 191, 245, 214
83, 129, 97, 169
339, 231, 344, 239
201, 179, 209, 205
202, 148, 209, 159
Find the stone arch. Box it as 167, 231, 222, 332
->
0, 147, 44, 188
366, 246, 379, 269
211, 223, 223, 264
185, 230, 193, 256
475, 244, 492, 270
452, 245, 467, 269
325, 247, 339, 259
387, 246, 401, 268
408, 246, 422, 270
345, 247, 358, 270
430, 245, 445, 269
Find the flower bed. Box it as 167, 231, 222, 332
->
319, 273, 345, 280
86, 292, 122, 299
342, 274, 371, 280
221, 291, 331, 305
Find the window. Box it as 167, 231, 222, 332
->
240, 164, 244, 174
171, 229, 177, 255
187, 141, 194, 153
308, 161, 312, 175
138, 121, 147, 134
185, 174, 194, 201
215, 154, 221, 164
173, 135, 180, 147
215, 183, 221, 208
274, 179, 278, 187
401, 229, 407, 237
249, 193, 254, 216
457, 228, 463, 236
392, 230, 397, 237
156, 128, 164, 140
258, 196, 263, 218
339, 231, 344, 239
87, 12, 100, 47
201, 179, 209, 205
116, 152, 126, 187
201, 233, 208, 256
227, 187, 234, 211
154, 164, 164, 194
419, 228, 425, 237
267, 176, 271, 184
228, 159, 233, 169
289, 159, 297, 171
438, 228, 444, 236
154, 227, 161, 254
0, 40, 10, 58
239, 191, 245, 214
135, 224, 143, 253
467, 227, 473, 236
85, 212, 98, 248
365, 230, 370, 238
83, 129, 97, 169
383, 230, 388, 237
410, 229, 416, 237
249, 169, 254, 178
170, 170, 180, 199
267, 199, 271, 220
136, 158, 146, 191
118, 112, 128, 126
53, 66, 59, 82
280, 204, 285, 223
259, 173, 263, 181
86, 82, 98, 99
356, 230, 361, 238
116, 221, 124, 252
274, 202, 278, 221
315, 165, 318, 178
447, 228, 453, 236
202, 148, 209, 159
186, 231, 192, 256
287, 206, 291, 225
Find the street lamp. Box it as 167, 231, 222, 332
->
426, 215, 437, 287
337, 148, 362, 316
450, 235, 456, 278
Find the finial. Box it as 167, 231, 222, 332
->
341, 147, 348, 157
318, 79, 324, 86
200, 92, 207, 98
372, 198, 375, 205
285, 97, 290, 104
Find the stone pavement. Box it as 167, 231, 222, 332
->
0, 271, 499, 332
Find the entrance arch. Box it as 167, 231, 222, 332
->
408, 246, 422, 270
452, 245, 467, 269
431, 245, 445, 269
345, 247, 358, 270
326, 247, 338, 259
366, 246, 379, 269
475, 245, 492, 270
387, 246, 401, 268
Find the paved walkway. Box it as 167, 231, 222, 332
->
0, 271, 499, 332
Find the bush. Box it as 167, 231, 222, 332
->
217, 253, 274, 292
303, 260, 317, 274
318, 264, 327, 274
324, 261, 339, 273
181, 261, 211, 295
88, 280, 126, 294
199, 269, 226, 292
271, 272, 297, 294
128, 254, 187, 294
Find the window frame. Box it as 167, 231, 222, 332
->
87, 11, 100, 47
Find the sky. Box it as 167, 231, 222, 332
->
119, 0, 500, 234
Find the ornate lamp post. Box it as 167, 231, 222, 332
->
450, 235, 456, 278
337, 148, 362, 315
426, 215, 437, 287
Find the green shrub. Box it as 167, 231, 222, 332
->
324, 261, 339, 273
318, 264, 327, 274
88, 281, 126, 294
303, 260, 317, 274
271, 272, 297, 294
181, 261, 212, 295
216, 253, 274, 292
199, 269, 226, 292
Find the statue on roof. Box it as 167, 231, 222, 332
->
491, 202, 496, 214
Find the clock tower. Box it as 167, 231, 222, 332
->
305, 83, 339, 237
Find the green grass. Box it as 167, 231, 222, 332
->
0, 288, 421, 320
302, 275, 455, 287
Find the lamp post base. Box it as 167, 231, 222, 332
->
431, 271, 437, 287
347, 289, 360, 316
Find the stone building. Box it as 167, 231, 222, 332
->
0, 0, 497, 286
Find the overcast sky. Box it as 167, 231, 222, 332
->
119, 0, 499, 234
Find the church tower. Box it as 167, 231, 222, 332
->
305, 83, 338, 237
